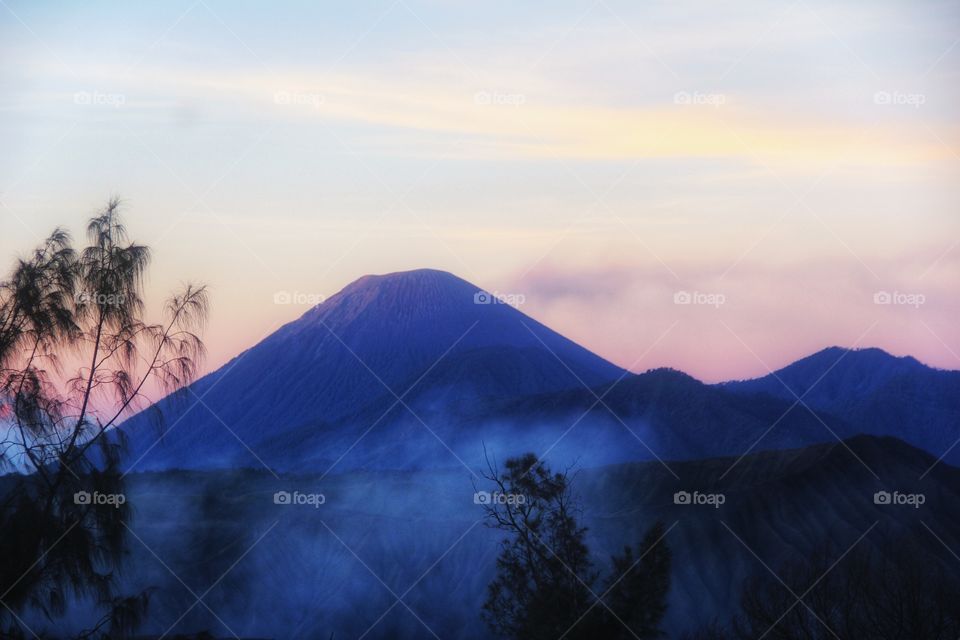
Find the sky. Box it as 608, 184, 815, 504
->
1, 0, 958, 383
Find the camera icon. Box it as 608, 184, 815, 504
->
473, 491, 491, 504
873, 291, 892, 305
673, 291, 692, 305
274, 91, 292, 105
273, 491, 292, 505
473, 291, 491, 305
74, 491, 91, 505
673, 91, 692, 105
873, 91, 892, 105
673, 491, 691, 505
273, 291, 292, 305
474, 91, 492, 105
873, 491, 891, 505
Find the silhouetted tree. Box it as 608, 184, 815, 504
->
0, 199, 207, 638
479, 452, 671, 640
593, 521, 672, 639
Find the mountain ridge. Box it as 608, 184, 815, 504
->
117, 268, 626, 471
116, 269, 960, 472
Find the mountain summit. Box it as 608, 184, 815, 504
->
249, 268, 624, 419
723, 346, 960, 462
119, 269, 624, 470
118, 270, 960, 473
721, 346, 930, 403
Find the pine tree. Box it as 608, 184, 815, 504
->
479, 453, 672, 640
596, 521, 672, 639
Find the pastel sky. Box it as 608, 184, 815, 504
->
2, 0, 958, 383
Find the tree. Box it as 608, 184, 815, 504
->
478, 452, 671, 640
0, 199, 208, 638
593, 522, 672, 639
479, 453, 596, 640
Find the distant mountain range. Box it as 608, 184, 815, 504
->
117, 269, 960, 473
721, 346, 960, 462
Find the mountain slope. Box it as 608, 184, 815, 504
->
117, 272, 959, 474
474, 367, 865, 463
721, 347, 960, 463
119, 269, 625, 471
720, 347, 927, 403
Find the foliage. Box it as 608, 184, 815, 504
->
0, 199, 207, 638
479, 452, 671, 640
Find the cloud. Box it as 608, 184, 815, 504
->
509, 249, 960, 382
12, 59, 953, 168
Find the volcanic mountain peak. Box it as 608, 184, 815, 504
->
317, 268, 471, 311
118, 268, 627, 471
287, 268, 505, 334
340, 267, 467, 295
118, 269, 959, 473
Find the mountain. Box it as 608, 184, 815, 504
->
720, 346, 929, 403
118, 269, 625, 471
117, 270, 959, 474
479, 367, 865, 463
721, 347, 960, 464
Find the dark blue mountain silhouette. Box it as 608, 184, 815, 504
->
721, 346, 960, 464
117, 271, 960, 472
118, 269, 625, 470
